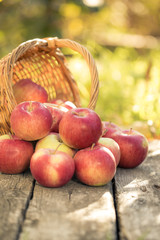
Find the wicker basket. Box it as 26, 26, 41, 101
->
0, 37, 99, 135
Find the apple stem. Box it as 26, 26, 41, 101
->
102, 128, 108, 137
27, 101, 33, 112
129, 128, 133, 135
91, 143, 96, 150
72, 111, 79, 116
53, 143, 62, 154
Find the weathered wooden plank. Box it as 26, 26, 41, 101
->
115, 140, 160, 240
19, 179, 116, 240
0, 171, 34, 240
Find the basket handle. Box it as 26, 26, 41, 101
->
45, 37, 99, 110
8, 37, 99, 110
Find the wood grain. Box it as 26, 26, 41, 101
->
1, 141, 159, 240
19, 179, 116, 240
0, 171, 34, 240
115, 140, 160, 240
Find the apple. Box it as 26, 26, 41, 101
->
49, 99, 64, 105
61, 101, 77, 110
0, 134, 34, 174
110, 128, 148, 168
44, 102, 68, 112
30, 148, 75, 188
10, 101, 53, 141
98, 137, 121, 166
59, 108, 102, 149
13, 78, 48, 104
44, 103, 68, 132
102, 121, 121, 138
49, 99, 77, 110
35, 132, 76, 157
74, 145, 116, 186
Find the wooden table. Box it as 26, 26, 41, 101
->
0, 140, 160, 240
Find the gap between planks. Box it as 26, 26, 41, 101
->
15, 179, 36, 240
18, 178, 117, 240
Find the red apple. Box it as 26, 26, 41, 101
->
44, 103, 68, 132
13, 78, 48, 103
30, 148, 75, 187
35, 132, 76, 157
0, 134, 34, 174
110, 128, 148, 168
61, 101, 77, 110
59, 108, 102, 149
74, 145, 116, 186
49, 99, 76, 110
102, 121, 121, 138
98, 137, 121, 166
10, 101, 53, 141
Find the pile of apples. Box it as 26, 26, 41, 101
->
0, 79, 149, 188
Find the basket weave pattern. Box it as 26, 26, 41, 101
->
0, 37, 99, 135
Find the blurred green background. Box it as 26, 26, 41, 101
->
1, 0, 160, 138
